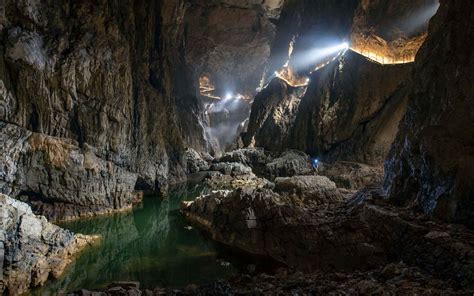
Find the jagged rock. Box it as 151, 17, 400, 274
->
183, 148, 211, 174
68, 261, 474, 295
317, 161, 384, 190
384, 0, 474, 228
219, 148, 272, 169
203, 172, 272, 190
0, 122, 141, 221
274, 175, 344, 205
209, 162, 253, 177
265, 150, 314, 179
182, 187, 474, 287
0, 194, 98, 295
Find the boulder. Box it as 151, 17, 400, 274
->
183, 148, 211, 174
274, 175, 344, 205
219, 148, 271, 169
317, 161, 384, 190
0, 194, 98, 295
265, 150, 314, 179
209, 162, 253, 177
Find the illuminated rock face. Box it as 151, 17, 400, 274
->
384, 0, 474, 228
244, 51, 411, 165
244, 0, 440, 166
350, 0, 439, 64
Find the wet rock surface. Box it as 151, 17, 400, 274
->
0, 193, 97, 295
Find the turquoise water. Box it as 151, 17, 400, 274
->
34, 184, 238, 294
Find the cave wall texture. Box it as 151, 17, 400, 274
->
384, 0, 474, 227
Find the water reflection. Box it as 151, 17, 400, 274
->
34, 184, 235, 294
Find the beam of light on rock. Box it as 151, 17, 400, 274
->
291, 42, 350, 71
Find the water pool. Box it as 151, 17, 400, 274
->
34, 184, 239, 294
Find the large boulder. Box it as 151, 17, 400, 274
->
183, 148, 211, 174
209, 162, 253, 177
274, 175, 344, 206
182, 187, 474, 287
317, 161, 384, 190
219, 148, 271, 169
265, 150, 314, 179
0, 194, 97, 295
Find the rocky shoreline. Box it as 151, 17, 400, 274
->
70, 148, 474, 295
0, 194, 99, 295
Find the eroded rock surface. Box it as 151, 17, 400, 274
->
317, 161, 384, 191
0, 194, 97, 295
0, 122, 141, 221
265, 150, 314, 179
182, 185, 474, 288
384, 0, 474, 228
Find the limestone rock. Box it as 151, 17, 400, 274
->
0, 122, 140, 221
182, 187, 474, 286
183, 148, 211, 174
209, 162, 253, 177
265, 150, 314, 179
317, 161, 384, 190
274, 175, 344, 205
384, 0, 474, 228
0, 194, 97, 295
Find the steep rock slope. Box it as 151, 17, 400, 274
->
244, 51, 411, 165
384, 0, 474, 227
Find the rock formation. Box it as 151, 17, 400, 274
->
0, 193, 97, 295
384, 0, 474, 228
242, 0, 436, 166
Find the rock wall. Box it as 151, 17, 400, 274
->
384, 0, 474, 227
244, 51, 411, 165
186, 0, 279, 98
243, 0, 435, 166
0, 0, 207, 219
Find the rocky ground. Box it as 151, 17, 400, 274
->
0, 194, 98, 295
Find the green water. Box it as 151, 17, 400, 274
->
34, 184, 238, 294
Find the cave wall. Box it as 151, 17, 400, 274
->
185, 0, 279, 98
384, 0, 474, 227
243, 0, 434, 166
0, 0, 206, 219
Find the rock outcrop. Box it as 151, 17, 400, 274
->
0, 122, 141, 221
384, 0, 474, 228
182, 186, 474, 288
317, 161, 384, 191
0, 194, 97, 295
242, 0, 440, 166
244, 51, 411, 165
